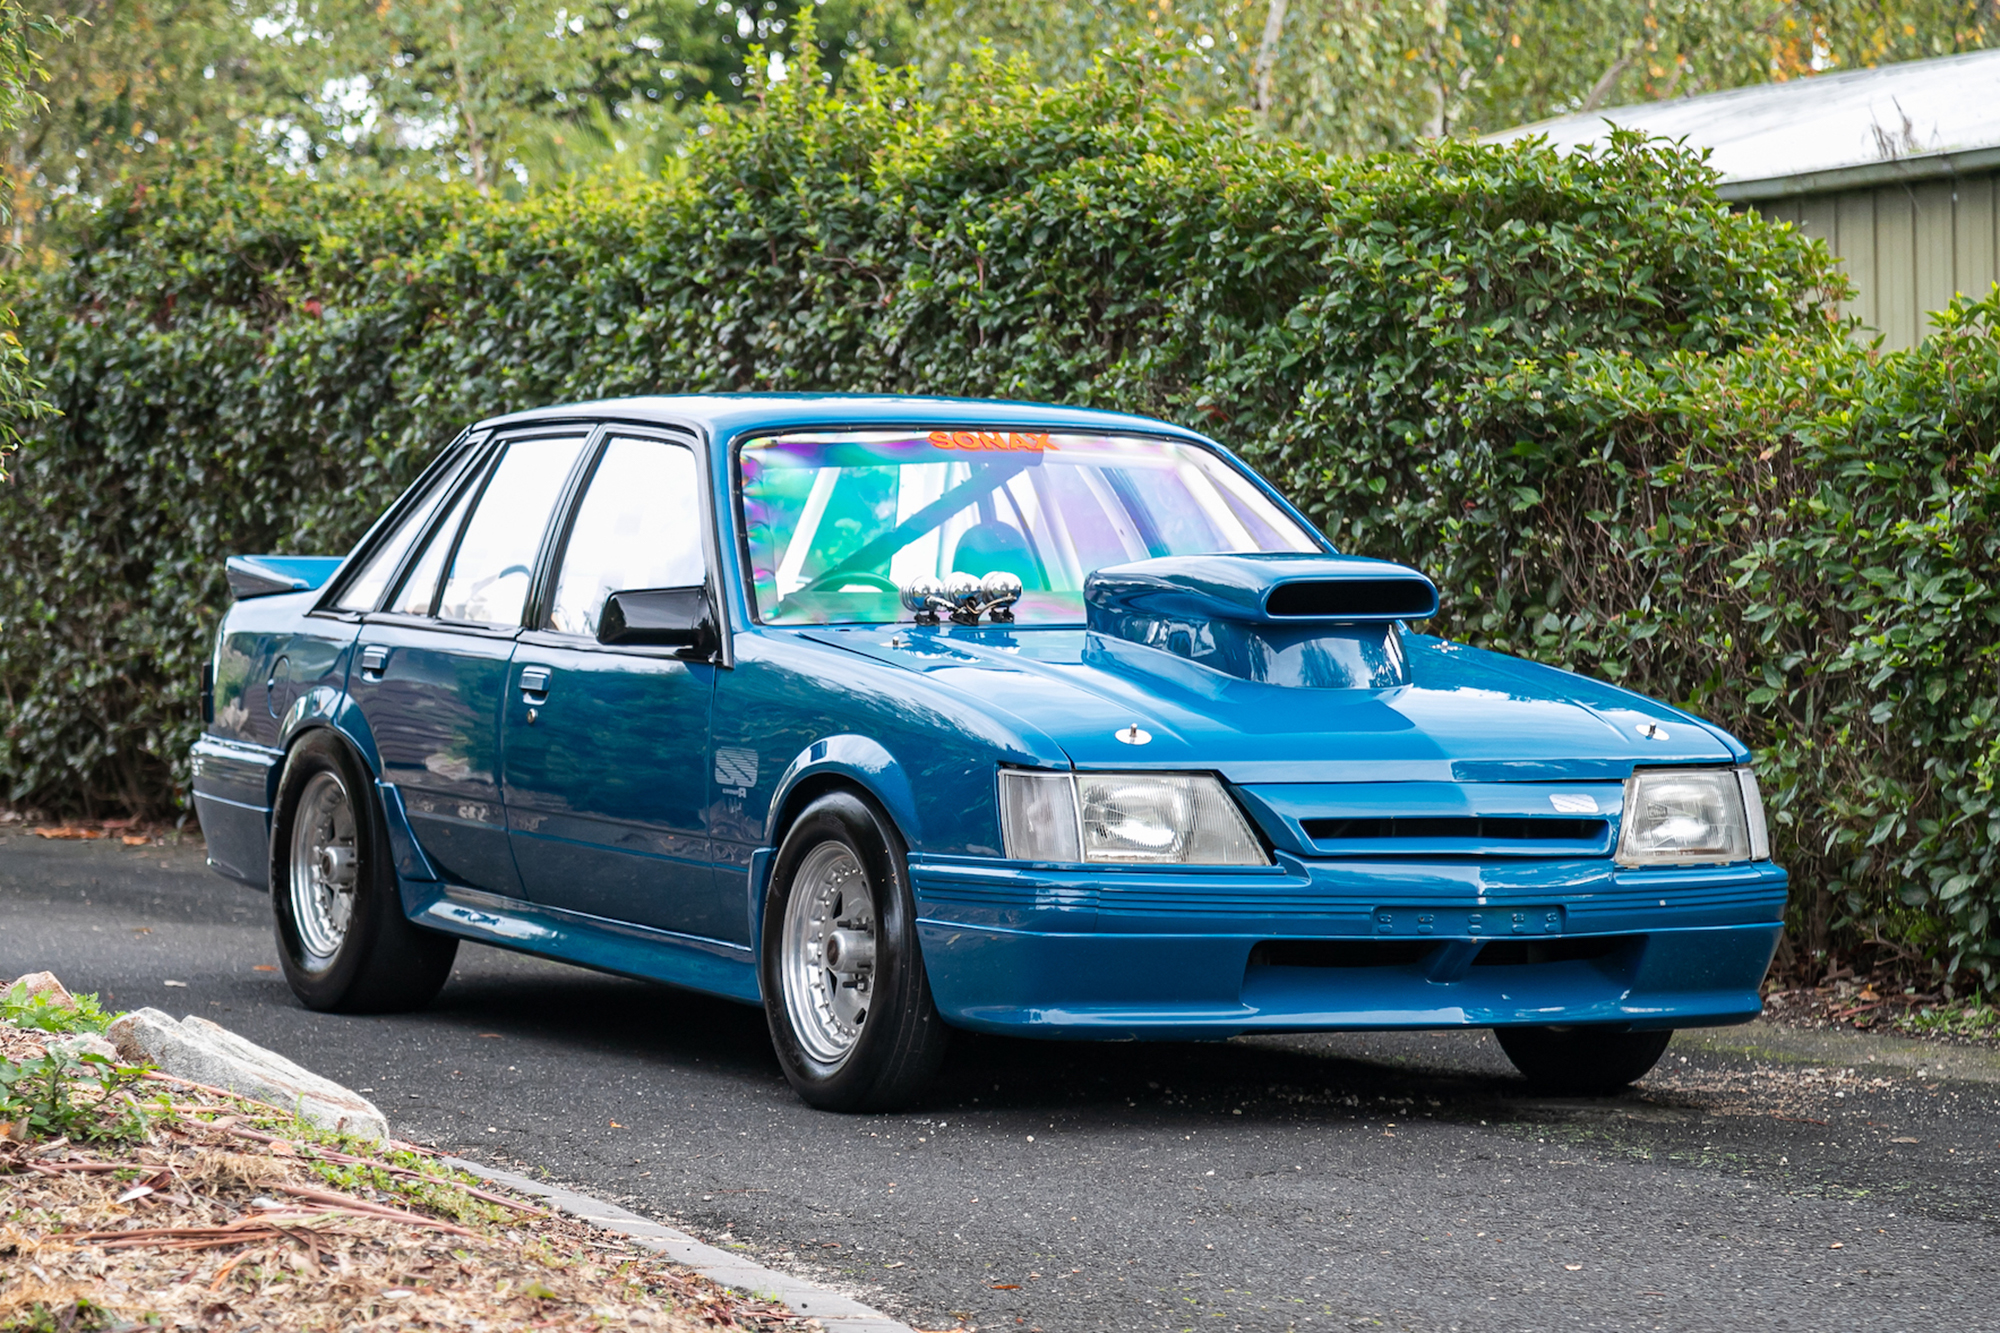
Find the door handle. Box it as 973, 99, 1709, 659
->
359, 645, 388, 680
519, 666, 551, 704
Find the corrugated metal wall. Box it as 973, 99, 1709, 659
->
1753, 170, 2000, 348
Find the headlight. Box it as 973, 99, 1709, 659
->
998, 771, 1269, 866
1616, 767, 1770, 867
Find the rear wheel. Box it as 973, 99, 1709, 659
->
760, 790, 949, 1111
269, 731, 457, 1014
1495, 1026, 1672, 1095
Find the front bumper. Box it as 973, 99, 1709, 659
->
910, 853, 1786, 1038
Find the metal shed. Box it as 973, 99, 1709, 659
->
1485, 49, 2000, 349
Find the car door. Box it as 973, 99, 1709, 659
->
502, 430, 731, 940
349, 429, 591, 897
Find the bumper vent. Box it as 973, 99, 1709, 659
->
1249, 939, 1439, 968
1470, 935, 1634, 966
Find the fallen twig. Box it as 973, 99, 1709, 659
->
73, 1218, 343, 1253
4, 1156, 125, 1175
270, 1182, 479, 1236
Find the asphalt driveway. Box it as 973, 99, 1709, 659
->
5, 833, 1997, 1332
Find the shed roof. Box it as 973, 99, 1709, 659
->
1483, 47, 2000, 201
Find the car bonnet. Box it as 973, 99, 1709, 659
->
795, 625, 1738, 783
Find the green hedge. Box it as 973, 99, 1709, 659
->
12, 48, 2000, 984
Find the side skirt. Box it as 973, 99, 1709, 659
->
402, 880, 762, 1004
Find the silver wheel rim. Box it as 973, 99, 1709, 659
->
779, 841, 878, 1067
288, 770, 358, 962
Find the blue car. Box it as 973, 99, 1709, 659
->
191, 395, 1785, 1109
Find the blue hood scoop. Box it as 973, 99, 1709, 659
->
1083, 554, 1437, 690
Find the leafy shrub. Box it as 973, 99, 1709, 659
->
8, 45, 2000, 984
0, 1051, 153, 1143
1, 981, 113, 1035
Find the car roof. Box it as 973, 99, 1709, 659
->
472, 393, 1216, 446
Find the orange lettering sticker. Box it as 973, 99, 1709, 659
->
928, 430, 1058, 452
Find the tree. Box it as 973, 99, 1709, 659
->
912, 0, 2000, 153
6, 0, 298, 257
1, 0, 917, 242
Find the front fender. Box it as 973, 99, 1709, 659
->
765, 734, 924, 850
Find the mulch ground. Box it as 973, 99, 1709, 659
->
0, 1025, 813, 1333
1762, 976, 2000, 1046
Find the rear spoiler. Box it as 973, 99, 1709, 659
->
225, 555, 344, 599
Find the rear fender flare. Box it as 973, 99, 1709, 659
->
278, 685, 382, 779
274, 692, 436, 884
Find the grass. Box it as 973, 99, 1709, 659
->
1888, 997, 2000, 1043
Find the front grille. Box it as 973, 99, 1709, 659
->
1302, 816, 1607, 843
1246, 935, 1638, 971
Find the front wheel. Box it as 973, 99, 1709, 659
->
269, 731, 458, 1014
760, 790, 949, 1111
1495, 1026, 1673, 1095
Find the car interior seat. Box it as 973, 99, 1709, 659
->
948, 520, 1043, 590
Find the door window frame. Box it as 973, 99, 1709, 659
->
361, 427, 593, 638
312, 430, 485, 620
428, 429, 595, 632
517, 422, 731, 667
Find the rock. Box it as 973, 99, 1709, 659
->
8, 971, 72, 1003
48, 1032, 119, 1061
107, 1008, 388, 1144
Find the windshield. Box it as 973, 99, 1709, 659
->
739, 428, 1322, 625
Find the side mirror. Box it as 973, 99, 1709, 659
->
598, 587, 718, 658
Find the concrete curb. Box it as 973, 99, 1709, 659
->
445, 1157, 917, 1333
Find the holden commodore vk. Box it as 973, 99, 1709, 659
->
190, 395, 1786, 1110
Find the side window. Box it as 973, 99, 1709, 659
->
388, 482, 476, 617
436, 435, 589, 626
548, 437, 706, 637
334, 450, 472, 612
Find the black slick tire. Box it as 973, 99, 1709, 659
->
760, 790, 950, 1111
1494, 1025, 1673, 1095
268, 730, 457, 1014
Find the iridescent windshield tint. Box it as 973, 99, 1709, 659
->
739, 428, 1322, 625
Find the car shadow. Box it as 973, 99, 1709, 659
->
416, 949, 1650, 1125
925, 1027, 1546, 1121
423, 957, 784, 1081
